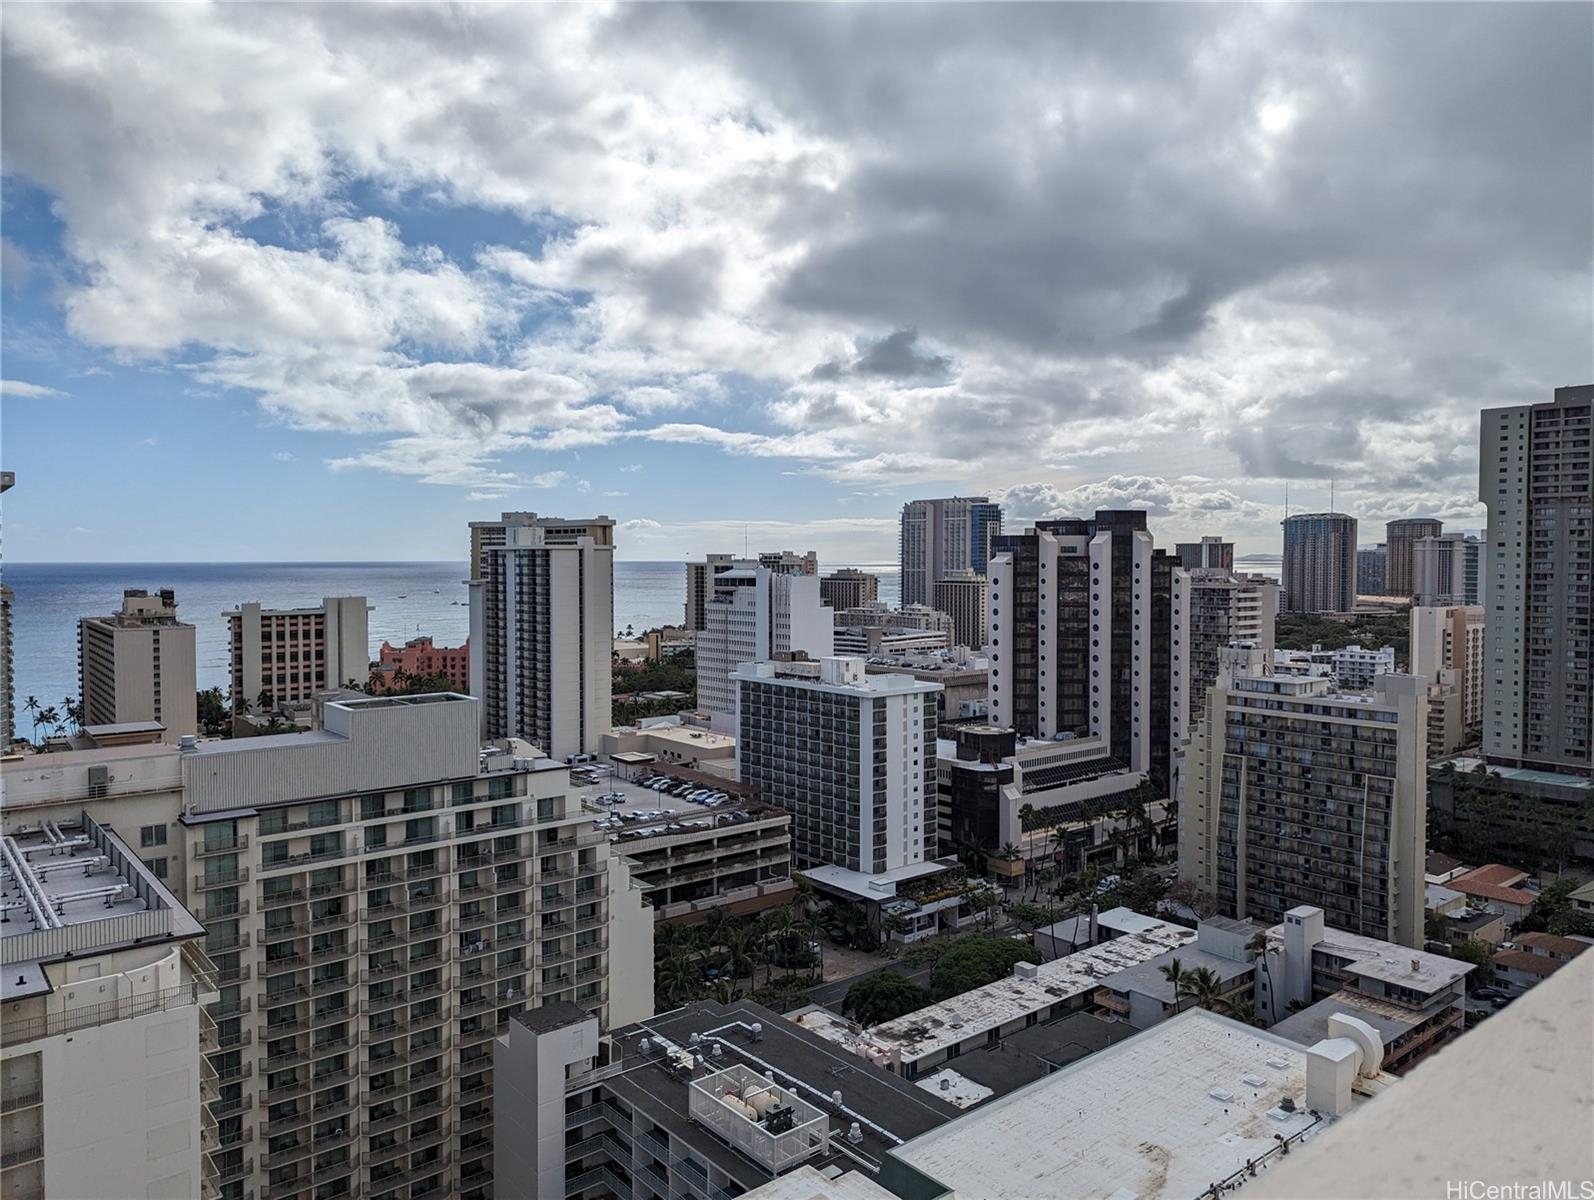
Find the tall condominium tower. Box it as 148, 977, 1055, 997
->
1281, 513, 1358, 614
1175, 537, 1234, 571
1385, 517, 1444, 597
0, 693, 655, 1200
1412, 534, 1486, 607
734, 656, 940, 873
468, 513, 614, 761
225, 596, 372, 708
696, 566, 833, 717
932, 569, 989, 649
78, 588, 198, 741
1481, 384, 1594, 774
1411, 604, 1486, 756
899, 497, 1002, 607
1177, 569, 1279, 727
987, 510, 1187, 797
685, 550, 816, 631
1356, 544, 1388, 596
1180, 648, 1427, 947
819, 567, 880, 611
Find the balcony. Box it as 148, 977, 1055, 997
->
259, 886, 306, 909
260, 984, 311, 1010
310, 1150, 361, 1184
261, 954, 308, 978
214, 1155, 254, 1185
194, 867, 250, 891
309, 974, 354, 998
0, 1085, 43, 1114
194, 833, 251, 857
216, 1027, 253, 1051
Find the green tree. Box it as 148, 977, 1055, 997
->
843, 970, 928, 1026
929, 935, 1040, 999
1515, 880, 1594, 938
1175, 965, 1227, 1013
1446, 938, 1498, 992
1247, 931, 1279, 1023
196, 687, 229, 734
23, 695, 40, 743
1160, 957, 1193, 1013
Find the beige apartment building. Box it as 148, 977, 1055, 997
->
1411, 605, 1486, 757
78, 588, 198, 742
225, 596, 372, 709
0, 691, 653, 1200
0, 811, 215, 1200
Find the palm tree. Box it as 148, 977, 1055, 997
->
61, 696, 84, 734
1247, 931, 1279, 1022
656, 950, 700, 1007
1176, 966, 1227, 1013
23, 695, 40, 743
1160, 957, 1192, 1013
37, 706, 61, 738
701, 908, 732, 955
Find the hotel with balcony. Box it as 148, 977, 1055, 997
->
1, 692, 653, 1200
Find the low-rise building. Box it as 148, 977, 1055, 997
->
799, 859, 992, 944
881, 1007, 1381, 1200
0, 811, 214, 1200
1491, 931, 1590, 995
860, 647, 989, 724
1427, 759, 1594, 869
1094, 916, 1257, 1029
1571, 878, 1594, 918
795, 913, 1195, 1079
602, 719, 737, 772
597, 790, 795, 924
494, 999, 960, 1200
1447, 863, 1538, 925
831, 625, 951, 656
1260, 906, 1472, 1075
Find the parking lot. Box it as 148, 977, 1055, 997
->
571, 770, 744, 827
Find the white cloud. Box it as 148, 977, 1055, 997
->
1, 379, 65, 398
272, 451, 296, 461
1, 2, 1586, 537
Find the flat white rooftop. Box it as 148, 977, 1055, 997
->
1267, 923, 1472, 992
737, 1165, 898, 1200
889, 1009, 1350, 1200
797, 915, 1195, 1066
800, 860, 948, 902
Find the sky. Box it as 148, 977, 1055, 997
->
1, 3, 1589, 564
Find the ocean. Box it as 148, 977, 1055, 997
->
3, 560, 900, 717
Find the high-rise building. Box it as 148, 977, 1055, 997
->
899, 497, 1001, 607
819, 567, 880, 611
695, 566, 832, 717
1412, 533, 1486, 607
0, 811, 214, 1200
1177, 568, 1278, 727
1481, 385, 1593, 774
1385, 518, 1444, 598
1412, 605, 1486, 756
1180, 647, 1427, 947
1356, 544, 1387, 596
932, 568, 988, 648
734, 656, 940, 873
78, 588, 198, 742
1175, 537, 1234, 571
468, 513, 614, 760
1, 469, 12, 747
686, 551, 816, 631
987, 511, 1187, 796
1281, 513, 1358, 614
225, 596, 372, 709
1, 691, 655, 1200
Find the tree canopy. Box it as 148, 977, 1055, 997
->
929, 935, 1041, 999
842, 970, 928, 1026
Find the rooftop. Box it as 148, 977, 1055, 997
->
886, 1009, 1352, 1200
922, 1011, 1139, 1099
797, 915, 1195, 1066
1101, 945, 1254, 1003
1269, 991, 1426, 1051
1, 812, 204, 996
1453, 863, 1530, 889
1515, 931, 1590, 959
1492, 949, 1565, 979
1443, 757, 1594, 792
599, 1001, 959, 1189
799, 861, 950, 903
1268, 923, 1474, 994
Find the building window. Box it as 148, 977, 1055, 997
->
140, 825, 167, 848
146, 856, 168, 880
